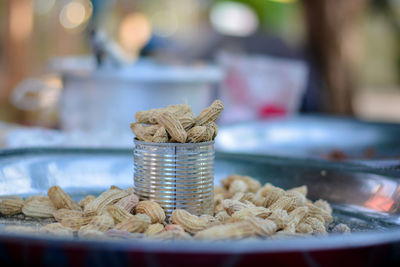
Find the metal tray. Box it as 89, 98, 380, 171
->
216, 116, 400, 163
0, 148, 400, 266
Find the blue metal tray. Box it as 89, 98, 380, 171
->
0, 148, 399, 266
216, 116, 400, 165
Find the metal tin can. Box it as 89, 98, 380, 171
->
134, 139, 214, 217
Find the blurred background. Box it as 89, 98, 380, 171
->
1, 0, 400, 148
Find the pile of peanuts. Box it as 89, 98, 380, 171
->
130, 100, 224, 143
0, 175, 350, 240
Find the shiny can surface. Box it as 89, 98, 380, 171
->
134, 139, 214, 217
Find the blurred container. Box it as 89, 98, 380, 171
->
49, 56, 222, 135
217, 52, 308, 123
10, 75, 62, 128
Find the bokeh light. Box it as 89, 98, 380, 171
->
59, 0, 92, 30
210, 2, 259, 37
119, 13, 152, 52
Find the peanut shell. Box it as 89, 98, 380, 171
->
195, 99, 224, 126
48, 186, 80, 211
186, 126, 207, 143
287, 185, 308, 196
178, 112, 195, 131
80, 212, 114, 232
215, 210, 231, 223
53, 208, 83, 222
106, 204, 134, 224
195, 221, 255, 240
302, 216, 327, 235
164, 224, 185, 232
22, 199, 57, 218
156, 111, 187, 143
136, 200, 166, 224
151, 126, 169, 143
222, 199, 248, 216
135, 104, 191, 125
231, 207, 271, 220
170, 209, 208, 234
84, 189, 128, 217
115, 194, 139, 213
130, 123, 154, 142
78, 195, 96, 209
0, 197, 24, 215
114, 214, 151, 233
145, 223, 165, 236
61, 216, 93, 230
247, 217, 277, 236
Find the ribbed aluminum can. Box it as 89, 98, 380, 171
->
134, 139, 214, 217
